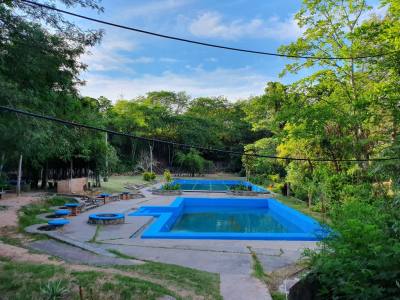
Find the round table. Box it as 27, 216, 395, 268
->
54, 209, 71, 216
64, 203, 80, 216
48, 218, 70, 227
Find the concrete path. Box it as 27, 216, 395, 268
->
29, 239, 143, 266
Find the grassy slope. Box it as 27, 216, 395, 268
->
0, 259, 178, 300
100, 175, 161, 193
18, 196, 76, 231
274, 194, 328, 224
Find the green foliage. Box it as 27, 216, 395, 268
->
40, 280, 69, 300
161, 183, 180, 191
229, 184, 250, 191
305, 199, 400, 299
163, 169, 172, 182
142, 171, 156, 181
175, 149, 212, 176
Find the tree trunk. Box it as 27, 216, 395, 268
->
307, 191, 312, 208
41, 162, 48, 190
0, 153, 5, 175
149, 144, 153, 173
286, 182, 291, 197
17, 154, 23, 196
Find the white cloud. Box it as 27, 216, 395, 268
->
79, 66, 273, 101
81, 33, 139, 72
189, 11, 302, 41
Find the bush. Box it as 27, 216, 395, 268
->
163, 170, 172, 182
175, 149, 211, 176
143, 171, 156, 181
304, 199, 400, 299
230, 184, 250, 191
161, 183, 180, 191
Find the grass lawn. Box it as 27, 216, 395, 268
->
100, 175, 162, 193
274, 194, 328, 224
0, 259, 179, 300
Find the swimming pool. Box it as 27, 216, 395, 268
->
168, 179, 268, 192
130, 197, 328, 241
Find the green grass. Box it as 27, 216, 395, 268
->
247, 246, 269, 284
271, 291, 287, 300
274, 194, 328, 224
0, 260, 178, 300
88, 225, 102, 243
109, 249, 222, 299
0, 235, 24, 247
100, 175, 161, 193
18, 196, 76, 231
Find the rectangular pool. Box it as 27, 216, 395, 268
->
169, 179, 268, 192
130, 197, 328, 241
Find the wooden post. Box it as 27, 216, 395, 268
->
17, 154, 23, 196
104, 132, 108, 182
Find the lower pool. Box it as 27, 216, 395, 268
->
130, 197, 328, 241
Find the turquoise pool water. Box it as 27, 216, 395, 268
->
170, 207, 301, 233
170, 179, 268, 192
131, 197, 328, 240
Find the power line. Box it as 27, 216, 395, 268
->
1, 105, 399, 162
17, 0, 396, 60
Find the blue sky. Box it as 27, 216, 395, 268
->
69, 0, 382, 101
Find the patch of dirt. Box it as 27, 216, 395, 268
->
0, 193, 42, 228
267, 262, 308, 292
0, 242, 62, 265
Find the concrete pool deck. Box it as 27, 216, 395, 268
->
31, 185, 319, 299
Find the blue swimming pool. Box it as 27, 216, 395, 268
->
168, 179, 268, 192
130, 197, 328, 241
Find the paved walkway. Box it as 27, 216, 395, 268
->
25, 186, 319, 300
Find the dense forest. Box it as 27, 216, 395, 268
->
0, 0, 399, 298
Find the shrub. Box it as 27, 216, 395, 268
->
163, 170, 172, 182
175, 149, 211, 176
230, 184, 250, 191
161, 183, 180, 191
303, 200, 400, 299
143, 171, 156, 181
40, 280, 69, 300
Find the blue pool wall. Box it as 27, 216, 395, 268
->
169, 179, 268, 192
131, 197, 328, 241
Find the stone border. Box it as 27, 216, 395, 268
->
226, 190, 271, 196
151, 190, 182, 196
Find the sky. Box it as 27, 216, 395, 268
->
67, 0, 383, 102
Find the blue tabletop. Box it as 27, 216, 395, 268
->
48, 219, 70, 226
65, 203, 80, 207
99, 193, 111, 197
55, 209, 71, 215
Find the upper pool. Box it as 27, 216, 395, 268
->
168, 179, 268, 193
130, 197, 328, 241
